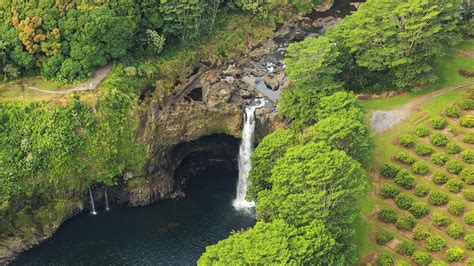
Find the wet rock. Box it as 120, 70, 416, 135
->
263, 75, 279, 91
313, 0, 334, 12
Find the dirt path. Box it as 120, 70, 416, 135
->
370, 80, 474, 133
26, 64, 113, 95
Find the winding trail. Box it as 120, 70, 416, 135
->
26, 64, 113, 94
370, 80, 474, 133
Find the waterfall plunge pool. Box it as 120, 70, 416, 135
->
13, 166, 256, 265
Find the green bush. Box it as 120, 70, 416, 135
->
464, 133, 474, 144
448, 126, 460, 136
379, 183, 401, 199
430, 133, 448, 146
377, 253, 394, 266
431, 152, 449, 166
378, 208, 398, 223
447, 200, 465, 216
412, 251, 431, 266
459, 99, 474, 110
394, 170, 416, 189
409, 201, 429, 218
432, 171, 448, 185
396, 260, 410, 266
426, 235, 447, 252
446, 223, 463, 239
460, 115, 474, 128
396, 240, 415, 255
465, 234, 474, 250
445, 178, 464, 193
461, 150, 474, 164
463, 210, 474, 225
463, 188, 474, 201
396, 213, 417, 230
445, 159, 463, 174
431, 117, 447, 130
381, 164, 400, 178
428, 191, 449, 206
415, 143, 433, 156
400, 134, 415, 147
376, 231, 394, 245
468, 258, 474, 266
415, 126, 430, 137
396, 151, 416, 164
460, 166, 474, 184
432, 212, 451, 227
445, 246, 465, 262
428, 260, 447, 266
414, 184, 429, 197
412, 161, 430, 175
413, 224, 431, 240
395, 193, 414, 210
445, 142, 462, 154
445, 105, 461, 118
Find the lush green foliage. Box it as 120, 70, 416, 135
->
376, 231, 394, 245
428, 191, 449, 206
412, 161, 430, 175
447, 200, 465, 216
396, 240, 415, 256
426, 235, 446, 252
379, 183, 401, 199
445, 246, 465, 262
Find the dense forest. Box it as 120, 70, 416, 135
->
0, 0, 473, 264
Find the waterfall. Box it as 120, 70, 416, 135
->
104, 186, 110, 211
233, 98, 266, 210
88, 186, 97, 215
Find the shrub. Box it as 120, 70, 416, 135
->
428, 260, 447, 266
432, 212, 451, 227
432, 171, 448, 185
464, 133, 474, 144
463, 210, 474, 225
468, 258, 474, 266
465, 234, 474, 250
381, 164, 400, 178
431, 152, 449, 166
461, 150, 474, 164
430, 133, 448, 146
445, 178, 464, 193
445, 246, 465, 262
396, 260, 410, 266
395, 193, 414, 210
396, 214, 417, 230
428, 191, 449, 206
445, 142, 462, 154
377, 231, 394, 245
460, 115, 474, 128
378, 208, 398, 223
409, 201, 429, 218
396, 240, 416, 256
445, 159, 463, 174
459, 99, 474, 110
415, 126, 430, 137
396, 151, 416, 164
449, 127, 460, 136
463, 188, 474, 201
431, 117, 447, 130
413, 224, 431, 240
425, 235, 447, 252
446, 223, 463, 239
445, 105, 461, 118
414, 184, 429, 197
379, 183, 401, 199
460, 166, 474, 184
412, 161, 430, 175
377, 253, 394, 266
400, 134, 415, 147
447, 200, 465, 216
394, 170, 416, 189
412, 251, 431, 265
415, 143, 433, 156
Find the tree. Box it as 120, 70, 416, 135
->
198, 220, 340, 265
159, 0, 207, 42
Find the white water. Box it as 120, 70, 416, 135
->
104, 186, 110, 211
233, 99, 267, 210
88, 186, 97, 215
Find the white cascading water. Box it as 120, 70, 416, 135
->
104, 186, 110, 211
233, 99, 266, 210
88, 186, 97, 215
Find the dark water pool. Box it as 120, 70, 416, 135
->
13, 167, 255, 265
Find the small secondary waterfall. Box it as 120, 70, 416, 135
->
104, 186, 110, 211
233, 99, 266, 210
88, 186, 97, 215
